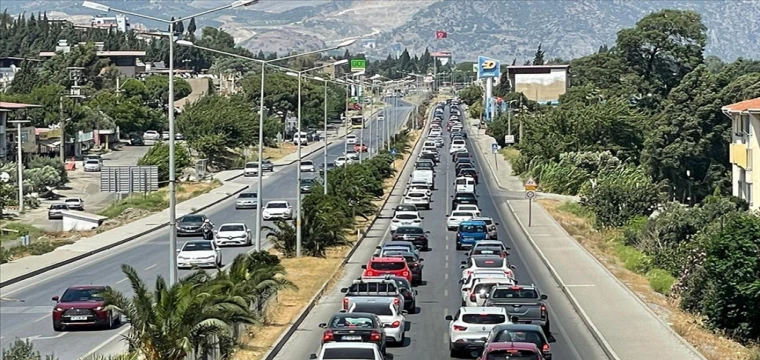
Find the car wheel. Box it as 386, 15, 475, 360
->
53, 322, 64, 332
449, 348, 458, 358
106, 311, 115, 329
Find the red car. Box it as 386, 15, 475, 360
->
52, 285, 121, 331
361, 257, 412, 283
354, 143, 368, 152
477, 342, 545, 360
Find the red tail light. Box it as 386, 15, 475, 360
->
416, 236, 426, 240
393, 298, 400, 305
365, 270, 375, 276
323, 330, 334, 341
370, 331, 382, 341
540, 304, 547, 318
389, 320, 401, 328
453, 325, 468, 331
402, 271, 409, 277
392, 220, 399, 223
470, 293, 477, 302
342, 298, 349, 310
542, 343, 551, 352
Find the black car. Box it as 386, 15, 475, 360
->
176, 214, 209, 236
485, 324, 554, 360
394, 204, 418, 215
453, 151, 471, 162
452, 192, 478, 209
318, 312, 387, 354
456, 163, 476, 174
386, 276, 417, 313
383, 250, 424, 286
391, 226, 430, 251
128, 133, 144, 146
415, 160, 435, 172
419, 152, 438, 164
300, 178, 316, 193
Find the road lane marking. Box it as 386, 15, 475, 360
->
115, 278, 128, 285
565, 284, 596, 287
144, 264, 157, 270
34, 314, 48, 323
444, 289, 448, 297
445, 273, 449, 280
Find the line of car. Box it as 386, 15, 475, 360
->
305, 100, 557, 360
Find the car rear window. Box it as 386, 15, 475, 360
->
352, 303, 393, 316
395, 227, 423, 234
462, 313, 506, 324
64, 199, 80, 203
238, 193, 257, 198
396, 214, 418, 220
322, 348, 376, 359
245, 163, 258, 168
461, 224, 487, 233
493, 330, 545, 347
492, 288, 539, 299
219, 225, 244, 232
407, 193, 425, 198
330, 315, 376, 328
50, 204, 67, 209
473, 247, 502, 256
452, 212, 473, 217
347, 283, 397, 293
453, 140, 465, 145
267, 202, 287, 208
474, 258, 503, 268
370, 261, 406, 271
486, 350, 540, 360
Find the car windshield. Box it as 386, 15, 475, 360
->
396, 214, 418, 220
473, 247, 502, 256
181, 215, 205, 223
492, 288, 540, 299
474, 258, 503, 268
352, 303, 393, 316
267, 202, 287, 209
452, 212, 472, 217
302, 161, 313, 165
301, 179, 314, 184
85, 160, 99, 164
219, 225, 245, 232
245, 163, 258, 168
322, 348, 375, 359
461, 169, 477, 175
396, 227, 423, 234
461, 224, 487, 233
64, 199, 80, 203
50, 204, 67, 209
493, 330, 545, 347
486, 350, 539, 360
416, 163, 433, 170
238, 193, 257, 198
183, 242, 213, 251
462, 313, 506, 324
60, 288, 105, 302
396, 205, 416, 211
330, 315, 376, 328
407, 193, 425, 198
370, 261, 406, 271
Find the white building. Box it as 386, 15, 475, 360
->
723, 97, 760, 210
91, 14, 130, 32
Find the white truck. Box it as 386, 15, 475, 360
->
410, 169, 434, 190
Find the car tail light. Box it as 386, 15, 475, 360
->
413, 219, 421, 223
543, 343, 551, 352
393, 298, 400, 305
416, 236, 426, 240
342, 298, 349, 310
402, 271, 409, 277
470, 293, 477, 302
323, 330, 334, 341
365, 270, 375, 276
370, 331, 382, 341
392, 220, 399, 223
389, 320, 401, 328
540, 305, 547, 319
453, 325, 468, 331
511, 286, 522, 290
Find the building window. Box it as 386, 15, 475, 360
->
741, 114, 751, 135
744, 181, 753, 206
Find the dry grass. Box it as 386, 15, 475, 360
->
232, 130, 422, 360
262, 143, 297, 161
538, 198, 760, 360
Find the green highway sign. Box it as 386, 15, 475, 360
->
351, 58, 366, 72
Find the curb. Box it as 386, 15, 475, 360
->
221, 141, 338, 182
262, 99, 429, 360
0, 185, 250, 289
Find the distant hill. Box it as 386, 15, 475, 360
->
4, 0, 758, 61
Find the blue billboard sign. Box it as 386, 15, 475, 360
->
478, 56, 500, 79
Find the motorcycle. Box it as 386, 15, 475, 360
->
202, 221, 214, 240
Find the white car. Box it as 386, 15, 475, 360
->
309, 342, 384, 360
346, 151, 360, 161
430, 129, 442, 137
346, 135, 358, 145
460, 271, 512, 306
463, 277, 516, 307
214, 223, 252, 247
449, 140, 467, 154
461, 256, 516, 282
83, 159, 101, 172
468, 240, 509, 257
262, 201, 292, 220
446, 211, 476, 230
176, 240, 222, 268
143, 130, 160, 140
422, 141, 437, 152
346, 297, 407, 344
446, 307, 511, 357
405, 184, 432, 197
335, 157, 351, 167
455, 204, 481, 217
391, 211, 423, 232
403, 191, 431, 210
161, 131, 171, 140
243, 162, 259, 177
300, 160, 316, 172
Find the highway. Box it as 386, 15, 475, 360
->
0, 97, 416, 359
272, 103, 609, 359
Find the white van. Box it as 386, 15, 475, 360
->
292, 132, 308, 145
455, 177, 476, 194
411, 169, 435, 189
422, 141, 436, 151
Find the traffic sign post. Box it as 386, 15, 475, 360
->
504, 135, 515, 144
525, 179, 537, 227
350, 58, 366, 72
492, 143, 500, 170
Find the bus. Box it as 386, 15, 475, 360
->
350, 116, 365, 129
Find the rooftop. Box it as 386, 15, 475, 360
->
507, 65, 570, 70
0, 101, 42, 110
722, 97, 760, 114
39, 50, 147, 58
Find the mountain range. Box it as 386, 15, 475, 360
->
3, 0, 759, 62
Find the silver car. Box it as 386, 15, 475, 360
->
83, 159, 101, 172
235, 192, 257, 209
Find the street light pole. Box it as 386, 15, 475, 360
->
9, 120, 29, 213
255, 62, 265, 251
296, 72, 303, 257
322, 79, 328, 195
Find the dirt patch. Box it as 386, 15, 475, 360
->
538, 199, 760, 360
262, 143, 297, 162
231, 128, 422, 360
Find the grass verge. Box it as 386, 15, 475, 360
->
539, 198, 760, 360
231, 128, 423, 360
99, 180, 221, 219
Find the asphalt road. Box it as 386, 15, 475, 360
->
0, 97, 416, 359
272, 104, 609, 359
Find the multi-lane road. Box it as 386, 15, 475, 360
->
0, 97, 416, 359
271, 103, 609, 359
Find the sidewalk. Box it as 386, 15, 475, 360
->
469, 121, 704, 359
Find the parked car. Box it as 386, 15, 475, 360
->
52, 285, 121, 331
48, 203, 68, 219
142, 130, 160, 140
128, 133, 144, 146
64, 198, 84, 211
83, 159, 102, 172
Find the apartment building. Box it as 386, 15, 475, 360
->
723, 97, 760, 210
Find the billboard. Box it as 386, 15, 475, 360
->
478, 56, 500, 79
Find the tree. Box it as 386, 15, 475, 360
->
187, 18, 197, 35
102, 265, 256, 360
458, 85, 483, 106
137, 142, 191, 183
581, 166, 661, 228
1, 339, 56, 360
532, 43, 545, 65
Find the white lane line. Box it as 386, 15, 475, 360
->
144, 264, 157, 271
444, 289, 448, 297
565, 284, 596, 287
115, 278, 128, 285
33, 314, 48, 323
445, 273, 449, 280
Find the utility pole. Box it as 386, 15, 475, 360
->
9, 120, 30, 213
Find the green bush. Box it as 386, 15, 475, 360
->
29, 156, 67, 185
0, 247, 10, 264
613, 242, 652, 273
581, 166, 660, 228
137, 142, 191, 183
1, 338, 56, 360
646, 269, 676, 295
99, 191, 167, 218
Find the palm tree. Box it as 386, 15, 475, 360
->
102, 264, 257, 360
263, 220, 297, 257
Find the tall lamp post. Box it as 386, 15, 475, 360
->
82, 0, 259, 285
176, 40, 355, 252
286, 59, 349, 258
8, 120, 30, 213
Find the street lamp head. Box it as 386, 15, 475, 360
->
82, 1, 110, 12
336, 39, 358, 48
230, 0, 259, 8
312, 76, 325, 81
352, 70, 365, 77
332, 59, 349, 66
286, 72, 299, 78
176, 40, 195, 47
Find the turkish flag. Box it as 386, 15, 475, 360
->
435, 30, 447, 39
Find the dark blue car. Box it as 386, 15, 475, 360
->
456, 220, 488, 250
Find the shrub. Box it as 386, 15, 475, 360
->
581, 166, 660, 228
1, 338, 57, 360
28, 156, 67, 185
613, 242, 652, 273
137, 142, 191, 183
646, 269, 676, 295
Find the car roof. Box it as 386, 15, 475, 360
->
472, 217, 494, 222
456, 204, 478, 208
494, 284, 538, 291
266, 201, 288, 205
370, 256, 406, 263
459, 306, 508, 315
321, 342, 377, 349
491, 323, 545, 333
185, 240, 212, 245
394, 211, 419, 216
485, 342, 540, 352
474, 277, 514, 285
219, 223, 246, 227
351, 296, 395, 305
66, 285, 107, 290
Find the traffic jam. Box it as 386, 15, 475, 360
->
309, 100, 556, 360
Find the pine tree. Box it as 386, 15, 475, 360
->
532, 43, 545, 65
187, 17, 197, 35
176, 20, 185, 35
